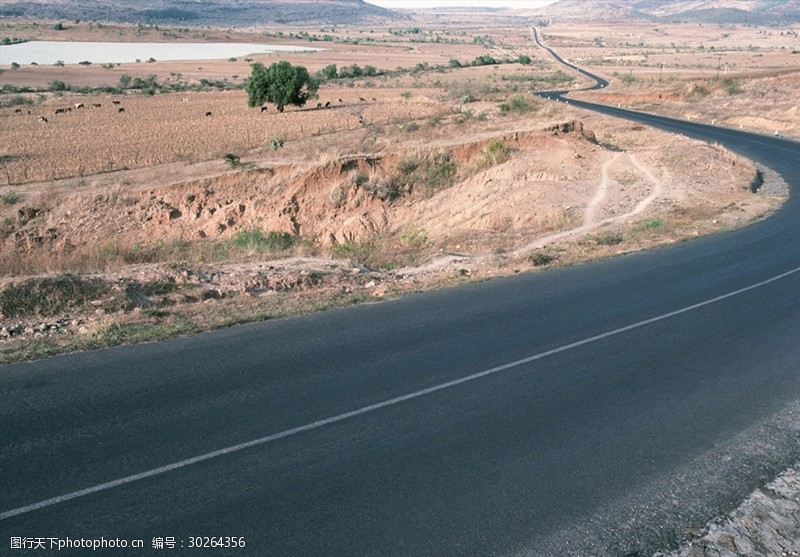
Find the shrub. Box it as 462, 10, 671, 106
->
400, 226, 428, 248
531, 252, 557, 267
48, 80, 68, 92
229, 228, 295, 252
332, 241, 374, 264
471, 54, 499, 66
269, 136, 284, 150
378, 152, 458, 201
721, 78, 743, 95
477, 139, 510, 170
223, 153, 241, 167
1, 192, 22, 205
320, 63, 338, 80
354, 172, 369, 187
633, 219, 664, 233
10, 96, 33, 106
592, 231, 624, 246
499, 94, 534, 114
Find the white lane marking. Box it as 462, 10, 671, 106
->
3, 264, 800, 521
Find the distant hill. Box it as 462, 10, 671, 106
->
539, 0, 800, 24
0, 0, 402, 26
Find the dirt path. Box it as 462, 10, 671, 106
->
510, 151, 663, 257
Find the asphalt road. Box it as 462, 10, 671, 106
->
2, 41, 800, 557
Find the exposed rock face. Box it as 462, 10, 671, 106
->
548, 120, 598, 144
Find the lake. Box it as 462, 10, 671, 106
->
0, 41, 322, 66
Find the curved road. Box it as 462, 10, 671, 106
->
2, 33, 800, 557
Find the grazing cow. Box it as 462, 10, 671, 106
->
338, 98, 343, 103
55, 108, 67, 114
92, 103, 102, 108
317, 102, 322, 109
74, 103, 84, 109
359, 97, 366, 102
14, 108, 22, 113
117, 107, 125, 113
372, 97, 376, 102
324, 101, 331, 108
112, 100, 121, 105
260, 106, 268, 112
38, 116, 48, 123
205, 111, 212, 117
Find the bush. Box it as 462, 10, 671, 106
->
477, 139, 510, 170
531, 252, 557, 267
48, 80, 68, 92
320, 63, 338, 80
592, 231, 624, 246
721, 78, 743, 95
1, 192, 22, 205
223, 153, 241, 167
400, 226, 428, 248
499, 94, 534, 114
388, 153, 457, 199
229, 228, 295, 252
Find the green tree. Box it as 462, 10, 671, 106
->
245, 61, 318, 112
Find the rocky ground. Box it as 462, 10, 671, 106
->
656, 464, 800, 557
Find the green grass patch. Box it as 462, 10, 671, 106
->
499, 94, 538, 114
632, 219, 664, 233
0, 275, 109, 318
228, 228, 296, 253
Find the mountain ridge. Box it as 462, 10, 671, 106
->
540, 0, 800, 24
0, 0, 401, 27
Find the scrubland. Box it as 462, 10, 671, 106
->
0, 14, 793, 362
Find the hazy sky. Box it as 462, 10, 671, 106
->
366, 0, 557, 9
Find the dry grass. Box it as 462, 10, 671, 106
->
0, 89, 454, 185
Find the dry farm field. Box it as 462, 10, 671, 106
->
0, 13, 793, 361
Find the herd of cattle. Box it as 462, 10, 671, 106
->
14, 95, 378, 124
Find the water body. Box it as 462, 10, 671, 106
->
0, 41, 321, 65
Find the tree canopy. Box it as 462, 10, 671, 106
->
245, 61, 318, 112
